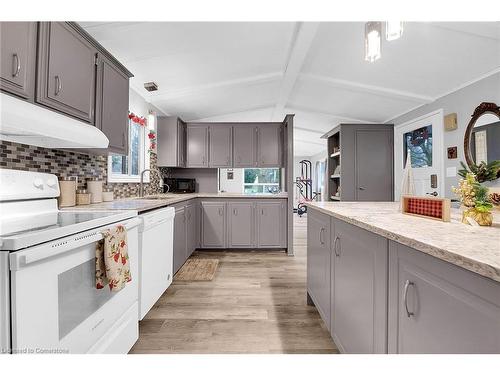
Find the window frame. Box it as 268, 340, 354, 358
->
242, 168, 281, 194
107, 120, 150, 183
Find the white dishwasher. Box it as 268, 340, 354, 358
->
138, 207, 175, 320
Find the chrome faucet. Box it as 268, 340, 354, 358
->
139, 169, 163, 197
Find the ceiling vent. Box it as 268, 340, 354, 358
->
144, 82, 159, 92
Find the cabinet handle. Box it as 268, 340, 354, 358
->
226, 157, 230, 165
122, 133, 126, 147
333, 235, 340, 257
55, 75, 62, 96
218, 208, 223, 216
12, 53, 21, 78
359, 187, 366, 191
233, 208, 237, 216
261, 208, 264, 215
319, 227, 325, 245
403, 280, 415, 318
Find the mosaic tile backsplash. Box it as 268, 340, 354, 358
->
0, 140, 163, 199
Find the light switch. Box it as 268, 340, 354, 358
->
446, 166, 457, 177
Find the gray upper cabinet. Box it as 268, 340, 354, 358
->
0, 22, 37, 100
227, 201, 255, 248
201, 201, 226, 248
209, 125, 232, 167
257, 124, 282, 168
173, 206, 187, 274
36, 22, 97, 123
95, 54, 129, 155
157, 117, 186, 167
233, 126, 256, 167
256, 200, 286, 248
307, 209, 331, 329
186, 125, 209, 168
332, 219, 388, 353
388, 241, 500, 354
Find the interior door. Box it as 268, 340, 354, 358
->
394, 110, 444, 199
356, 129, 393, 201
0, 22, 37, 99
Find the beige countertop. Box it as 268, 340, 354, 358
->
306, 201, 500, 283
63, 192, 288, 213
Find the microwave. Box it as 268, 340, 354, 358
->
164, 178, 196, 193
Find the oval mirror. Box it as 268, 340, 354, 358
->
464, 102, 500, 174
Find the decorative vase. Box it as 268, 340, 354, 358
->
462, 208, 493, 226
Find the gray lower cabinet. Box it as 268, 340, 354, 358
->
257, 124, 282, 167
209, 125, 232, 167
307, 209, 331, 330
185, 202, 199, 257
331, 219, 388, 353
0, 22, 37, 100
36, 22, 97, 123
388, 241, 500, 354
256, 201, 286, 248
187, 125, 209, 167
227, 201, 255, 248
95, 53, 129, 155
201, 201, 226, 248
157, 117, 186, 167
173, 205, 187, 274
233, 125, 256, 167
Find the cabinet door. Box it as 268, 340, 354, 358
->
173, 207, 187, 274
227, 202, 254, 248
306, 209, 331, 330
332, 219, 388, 353
186, 125, 208, 167
388, 241, 500, 354
37, 22, 96, 123
256, 200, 286, 248
257, 124, 282, 167
201, 202, 226, 248
177, 119, 187, 167
185, 203, 197, 257
0, 22, 37, 99
233, 126, 256, 167
95, 55, 129, 154
209, 125, 233, 167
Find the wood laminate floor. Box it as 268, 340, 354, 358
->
130, 214, 338, 354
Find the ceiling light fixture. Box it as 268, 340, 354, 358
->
365, 22, 382, 63
386, 21, 404, 41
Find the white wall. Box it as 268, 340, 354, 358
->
388, 73, 500, 197
219, 168, 244, 193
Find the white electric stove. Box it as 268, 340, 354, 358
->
0, 169, 140, 354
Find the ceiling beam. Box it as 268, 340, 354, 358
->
271, 22, 320, 121
142, 72, 282, 102
185, 104, 275, 122
285, 104, 377, 124
300, 73, 434, 103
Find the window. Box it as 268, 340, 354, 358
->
108, 120, 150, 183
404, 124, 433, 168
243, 168, 281, 194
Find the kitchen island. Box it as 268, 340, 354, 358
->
305, 201, 500, 354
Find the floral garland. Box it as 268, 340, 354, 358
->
128, 112, 156, 154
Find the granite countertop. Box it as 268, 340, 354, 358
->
306, 201, 500, 283
63, 192, 288, 213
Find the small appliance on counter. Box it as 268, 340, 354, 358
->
163, 178, 196, 193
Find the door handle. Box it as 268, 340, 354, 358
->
55, 75, 62, 96
12, 53, 21, 77
333, 235, 340, 257
426, 191, 438, 197
403, 280, 415, 318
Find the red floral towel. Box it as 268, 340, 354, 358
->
95, 224, 132, 291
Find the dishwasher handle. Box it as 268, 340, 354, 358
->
10, 217, 141, 270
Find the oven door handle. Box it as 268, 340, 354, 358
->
10, 218, 141, 270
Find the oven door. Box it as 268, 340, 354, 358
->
9, 217, 140, 354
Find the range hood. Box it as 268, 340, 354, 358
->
0, 93, 109, 149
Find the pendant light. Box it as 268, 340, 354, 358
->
386, 21, 404, 41
364, 22, 382, 63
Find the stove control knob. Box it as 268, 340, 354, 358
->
46, 177, 58, 188
33, 178, 44, 189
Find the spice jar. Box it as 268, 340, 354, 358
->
102, 187, 114, 202
76, 189, 91, 205
87, 178, 103, 203
58, 176, 77, 207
